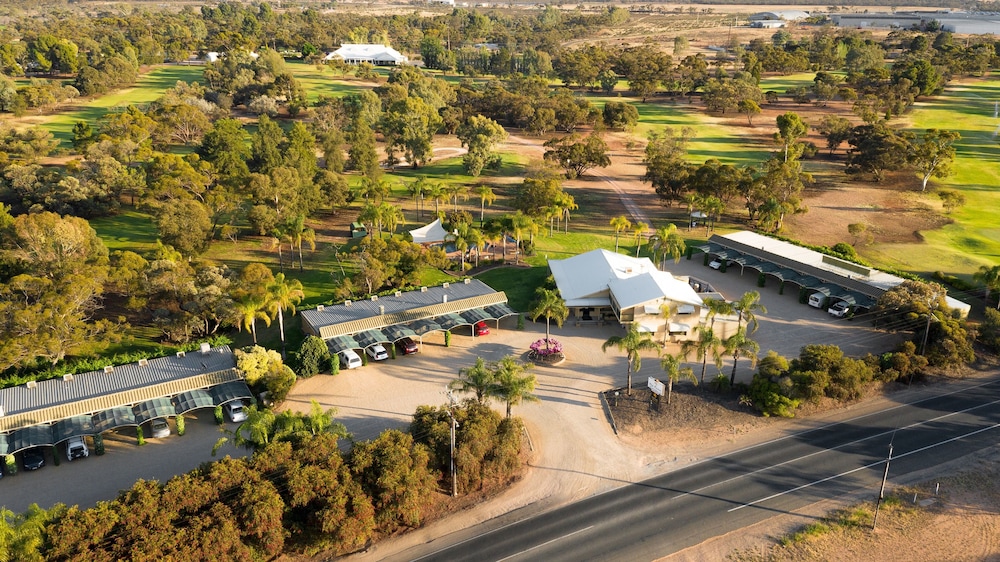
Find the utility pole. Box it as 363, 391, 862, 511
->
445, 387, 459, 497
872, 443, 893, 531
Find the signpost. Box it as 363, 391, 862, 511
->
647, 377, 665, 396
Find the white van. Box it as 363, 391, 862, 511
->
339, 349, 363, 369
66, 437, 89, 461
807, 293, 826, 308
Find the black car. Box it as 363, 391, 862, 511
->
23, 448, 45, 471
395, 337, 418, 355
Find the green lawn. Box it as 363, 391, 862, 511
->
89, 209, 161, 253
38, 65, 205, 148
759, 72, 820, 94
872, 76, 1000, 277
475, 265, 549, 311
285, 60, 371, 103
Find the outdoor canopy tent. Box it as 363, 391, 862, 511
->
409, 219, 448, 245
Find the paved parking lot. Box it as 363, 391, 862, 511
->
0, 411, 247, 514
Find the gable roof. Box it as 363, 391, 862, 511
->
609, 271, 704, 311
548, 249, 657, 307
409, 218, 448, 244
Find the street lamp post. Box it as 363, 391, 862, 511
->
872, 443, 893, 531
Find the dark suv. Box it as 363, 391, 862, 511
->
23, 448, 45, 471
395, 337, 418, 355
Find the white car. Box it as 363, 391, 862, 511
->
339, 349, 363, 369
66, 436, 89, 461
828, 301, 850, 318
150, 418, 170, 439
224, 402, 247, 423
365, 344, 389, 361
709, 259, 723, 270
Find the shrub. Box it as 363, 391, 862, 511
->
296, 335, 330, 378
444, 331, 452, 347
4, 454, 16, 475
214, 405, 224, 425
137, 426, 146, 446
94, 434, 105, 456
709, 374, 730, 393
748, 374, 800, 417
53, 447, 60, 466
176, 415, 186, 436
329, 355, 340, 376
979, 308, 1000, 351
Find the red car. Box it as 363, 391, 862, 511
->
474, 321, 490, 336
395, 337, 418, 355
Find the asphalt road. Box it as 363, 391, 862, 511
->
392, 378, 1000, 562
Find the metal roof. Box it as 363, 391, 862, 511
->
301, 280, 512, 339
11, 424, 55, 452
409, 318, 444, 336
0, 346, 236, 417
485, 303, 519, 319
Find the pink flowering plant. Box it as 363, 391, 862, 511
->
530, 338, 563, 356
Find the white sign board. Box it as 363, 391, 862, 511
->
647, 377, 665, 396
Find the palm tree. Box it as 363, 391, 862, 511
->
974, 264, 1000, 309
703, 297, 734, 331
450, 357, 495, 403
489, 355, 539, 418
426, 181, 447, 218
510, 212, 533, 265
235, 294, 271, 344
214, 405, 277, 453
354, 175, 392, 204
602, 323, 659, 395
724, 327, 760, 386
701, 195, 724, 233
378, 202, 405, 239
681, 192, 699, 229
659, 301, 679, 344
408, 178, 429, 218
286, 215, 316, 272
632, 221, 647, 257
556, 191, 578, 233
681, 325, 724, 385
610, 215, 631, 253
660, 352, 696, 405
483, 220, 504, 262
358, 203, 380, 238
466, 227, 485, 267
266, 272, 305, 358
530, 288, 568, 349
650, 223, 686, 269
731, 290, 767, 334
473, 184, 496, 225
446, 182, 468, 212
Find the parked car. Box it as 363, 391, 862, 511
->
708, 259, 723, 270
828, 301, 850, 318
224, 401, 247, 423
338, 349, 363, 369
365, 344, 388, 361
22, 448, 45, 471
395, 337, 418, 355
474, 321, 490, 336
66, 436, 89, 461
150, 418, 170, 439
807, 292, 826, 308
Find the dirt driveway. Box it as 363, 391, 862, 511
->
284, 259, 906, 560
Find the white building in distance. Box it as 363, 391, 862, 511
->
326, 44, 408, 66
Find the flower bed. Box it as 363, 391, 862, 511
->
528, 338, 565, 364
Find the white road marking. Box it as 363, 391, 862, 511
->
495, 525, 595, 562
728, 422, 1000, 512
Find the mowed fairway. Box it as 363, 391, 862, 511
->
32, 65, 205, 148
876, 75, 1000, 276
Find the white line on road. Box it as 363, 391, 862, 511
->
495, 525, 595, 562
728, 422, 1000, 512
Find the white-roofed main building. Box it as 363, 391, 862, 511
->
548, 249, 706, 342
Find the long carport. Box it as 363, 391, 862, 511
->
0, 346, 252, 456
